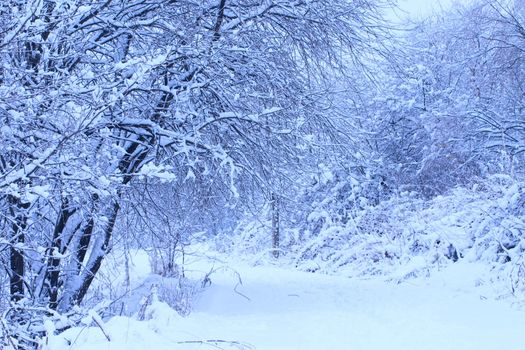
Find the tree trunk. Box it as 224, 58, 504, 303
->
8, 196, 30, 302
271, 192, 280, 258
10, 237, 25, 302
47, 200, 75, 309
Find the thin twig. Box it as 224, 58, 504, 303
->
90, 316, 111, 342
176, 339, 255, 350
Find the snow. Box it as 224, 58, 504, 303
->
137, 163, 177, 182
45, 252, 525, 350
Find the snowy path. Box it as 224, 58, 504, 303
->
171, 263, 524, 350
53, 261, 525, 350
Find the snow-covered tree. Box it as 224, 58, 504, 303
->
0, 2, 391, 336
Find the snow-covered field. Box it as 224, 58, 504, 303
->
46, 251, 525, 350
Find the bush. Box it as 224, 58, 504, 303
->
228, 173, 525, 296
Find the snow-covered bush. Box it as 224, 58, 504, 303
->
227, 171, 525, 295
300, 174, 525, 291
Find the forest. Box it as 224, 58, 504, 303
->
1, 0, 524, 349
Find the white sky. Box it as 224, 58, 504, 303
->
389, 0, 455, 21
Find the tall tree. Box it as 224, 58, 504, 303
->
0, 0, 392, 320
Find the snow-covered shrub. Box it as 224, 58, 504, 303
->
135, 275, 200, 318
81, 247, 204, 319
213, 219, 285, 266
464, 176, 525, 295
228, 218, 273, 256
212, 202, 315, 266
228, 169, 525, 295
148, 246, 185, 278
0, 303, 114, 350
294, 173, 525, 290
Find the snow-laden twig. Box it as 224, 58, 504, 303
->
176, 339, 255, 350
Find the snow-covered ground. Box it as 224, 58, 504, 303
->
46, 251, 525, 350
